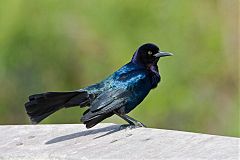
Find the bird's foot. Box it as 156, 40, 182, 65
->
119, 122, 146, 130
135, 121, 147, 128
119, 124, 135, 130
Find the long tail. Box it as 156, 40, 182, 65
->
25, 90, 91, 124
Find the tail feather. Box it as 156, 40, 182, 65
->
25, 90, 90, 124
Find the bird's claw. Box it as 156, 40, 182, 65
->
119, 124, 134, 130
135, 121, 147, 128
119, 122, 146, 130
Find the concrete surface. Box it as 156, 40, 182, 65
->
0, 123, 239, 160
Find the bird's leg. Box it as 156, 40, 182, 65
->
115, 113, 147, 129
122, 114, 146, 127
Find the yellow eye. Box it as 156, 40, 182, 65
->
148, 51, 152, 55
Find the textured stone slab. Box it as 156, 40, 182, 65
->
0, 123, 239, 160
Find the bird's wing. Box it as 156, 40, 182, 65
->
81, 88, 131, 123
90, 88, 131, 113
81, 69, 149, 124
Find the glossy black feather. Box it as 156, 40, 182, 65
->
25, 91, 90, 124
81, 98, 127, 122
90, 89, 130, 112
84, 112, 114, 128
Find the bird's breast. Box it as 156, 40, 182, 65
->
147, 64, 161, 88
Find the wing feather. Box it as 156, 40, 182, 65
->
81, 89, 131, 123
90, 89, 131, 112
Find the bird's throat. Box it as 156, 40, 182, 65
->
147, 64, 159, 74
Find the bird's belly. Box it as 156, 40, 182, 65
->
124, 79, 152, 113
110, 71, 152, 114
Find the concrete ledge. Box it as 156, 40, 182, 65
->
0, 123, 239, 160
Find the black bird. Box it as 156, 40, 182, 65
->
25, 43, 172, 128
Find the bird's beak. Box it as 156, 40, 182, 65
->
154, 51, 173, 58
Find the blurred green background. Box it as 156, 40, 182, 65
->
0, 0, 238, 137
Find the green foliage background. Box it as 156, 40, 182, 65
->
0, 0, 238, 136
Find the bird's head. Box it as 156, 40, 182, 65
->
131, 43, 173, 67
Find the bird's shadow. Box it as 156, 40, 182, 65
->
45, 124, 123, 145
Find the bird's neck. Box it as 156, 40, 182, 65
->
130, 59, 160, 88
131, 51, 140, 65
131, 51, 148, 68
148, 64, 159, 75
148, 64, 161, 89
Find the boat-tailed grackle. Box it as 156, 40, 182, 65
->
25, 43, 173, 128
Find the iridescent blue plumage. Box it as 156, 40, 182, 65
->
25, 43, 172, 128
84, 62, 158, 114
